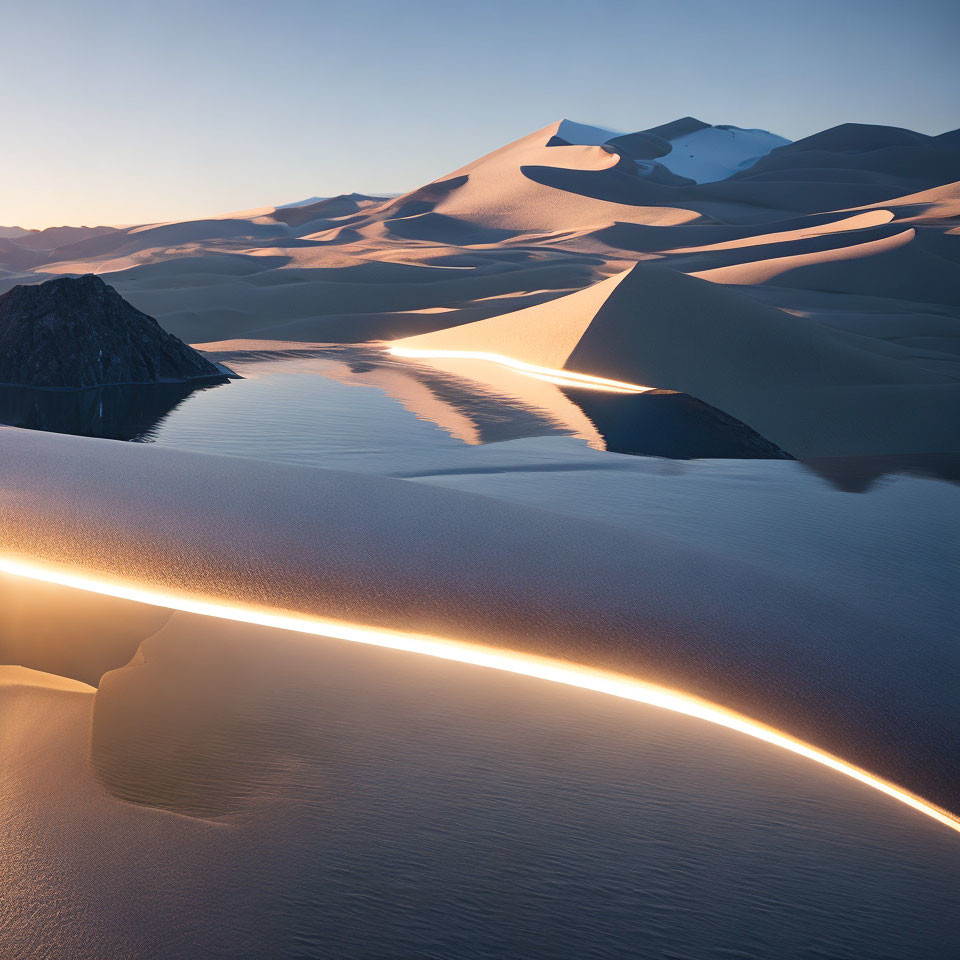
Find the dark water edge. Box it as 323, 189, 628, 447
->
0, 369, 787, 460
5, 373, 959, 492
564, 387, 792, 459
0, 377, 228, 440
801, 452, 960, 492
8, 351, 960, 487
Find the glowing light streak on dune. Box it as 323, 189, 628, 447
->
389, 346, 652, 394
1, 554, 958, 836
522, 371, 639, 393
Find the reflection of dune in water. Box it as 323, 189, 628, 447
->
199, 341, 604, 448
801, 453, 960, 492
192, 343, 789, 459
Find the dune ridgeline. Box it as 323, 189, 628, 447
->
1, 117, 959, 455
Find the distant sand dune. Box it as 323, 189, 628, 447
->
394, 262, 960, 457
662, 209, 895, 253
691, 226, 916, 284
1, 117, 957, 455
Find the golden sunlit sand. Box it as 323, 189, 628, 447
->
389, 345, 654, 393
2, 553, 958, 835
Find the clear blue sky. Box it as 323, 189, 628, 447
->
3, 0, 957, 228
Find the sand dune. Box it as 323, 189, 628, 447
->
0, 573, 171, 684
690, 226, 917, 284
4, 613, 957, 958
0, 663, 93, 695
0, 657, 267, 958
0, 116, 956, 454
1, 424, 958, 813
703, 229, 960, 307
378, 121, 702, 234
394, 262, 960, 456
661, 209, 896, 253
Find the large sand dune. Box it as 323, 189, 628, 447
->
394, 262, 960, 456
0, 115, 957, 455
0, 425, 958, 812
4, 622, 957, 958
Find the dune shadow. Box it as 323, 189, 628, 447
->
91, 621, 338, 818
384, 212, 519, 245
386, 175, 469, 219
521, 164, 691, 206
661, 224, 907, 273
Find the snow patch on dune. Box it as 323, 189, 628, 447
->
555, 118, 790, 183
658, 125, 791, 183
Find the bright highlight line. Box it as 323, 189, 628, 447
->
2, 553, 958, 836
389, 346, 651, 394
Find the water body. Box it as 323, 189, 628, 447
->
0, 346, 787, 457
2, 346, 959, 958
3, 347, 956, 492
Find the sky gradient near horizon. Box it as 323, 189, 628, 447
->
3, 0, 958, 229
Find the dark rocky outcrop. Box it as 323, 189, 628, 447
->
0, 274, 225, 388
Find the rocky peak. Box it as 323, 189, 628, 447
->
0, 275, 224, 388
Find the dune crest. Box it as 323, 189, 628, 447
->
0, 116, 956, 454
691, 226, 916, 285
393, 261, 958, 457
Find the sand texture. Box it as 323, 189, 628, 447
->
1, 425, 958, 812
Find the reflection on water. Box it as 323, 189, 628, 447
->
567, 387, 789, 459
3, 347, 957, 492
125, 344, 792, 469
0, 377, 228, 441
152, 345, 955, 490
801, 453, 960, 493
0, 343, 790, 457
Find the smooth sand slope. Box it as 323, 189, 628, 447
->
394, 262, 960, 457
0, 661, 272, 958
4, 622, 959, 959
0, 425, 958, 812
